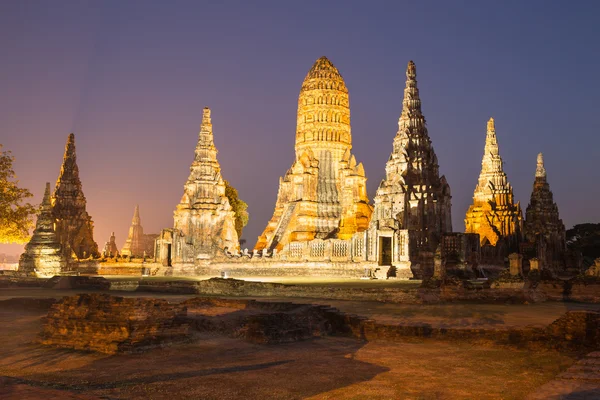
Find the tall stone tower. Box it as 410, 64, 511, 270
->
52, 133, 99, 259
368, 61, 452, 271
524, 153, 566, 269
157, 108, 239, 264
256, 56, 372, 251
465, 118, 522, 254
121, 205, 145, 257
18, 183, 67, 276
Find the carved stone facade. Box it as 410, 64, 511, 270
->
465, 119, 522, 262
51, 133, 99, 259
121, 205, 145, 257
367, 61, 452, 277
523, 153, 566, 270
256, 56, 372, 251
18, 183, 67, 276
157, 108, 239, 265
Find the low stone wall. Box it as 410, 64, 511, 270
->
39, 294, 190, 354
173, 261, 393, 279
110, 278, 425, 304
67, 261, 164, 276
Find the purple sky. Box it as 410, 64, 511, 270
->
1, 0, 599, 256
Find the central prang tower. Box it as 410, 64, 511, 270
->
256, 56, 372, 251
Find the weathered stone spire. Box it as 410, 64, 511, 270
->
465, 119, 522, 249
165, 107, 239, 260
255, 56, 372, 251
18, 182, 67, 276
398, 61, 425, 136
368, 60, 452, 275
52, 133, 99, 259
524, 152, 566, 269
121, 205, 145, 257
535, 152, 546, 178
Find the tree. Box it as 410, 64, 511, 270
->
0, 145, 37, 244
566, 223, 600, 267
224, 180, 249, 239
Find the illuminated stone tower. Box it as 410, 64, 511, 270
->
523, 153, 566, 269
121, 205, 145, 257
368, 61, 452, 270
158, 108, 239, 263
18, 182, 67, 276
52, 133, 99, 259
465, 118, 522, 252
256, 56, 372, 251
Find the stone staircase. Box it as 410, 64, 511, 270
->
269, 203, 296, 250
528, 352, 600, 399
559, 352, 600, 382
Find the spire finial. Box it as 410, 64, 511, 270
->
200, 107, 213, 136
42, 182, 52, 206
487, 117, 495, 133
536, 152, 546, 178
132, 204, 141, 225
406, 60, 416, 79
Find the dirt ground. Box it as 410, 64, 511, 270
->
0, 306, 578, 400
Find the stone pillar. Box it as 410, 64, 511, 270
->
508, 253, 523, 276
433, 245, 445, 279
529, 257, 540, 272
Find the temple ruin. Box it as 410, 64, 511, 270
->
523, 153, 566, 270
18, 183, 67, 276
255, 56, 372, 251
102, 232, 119, 258
367, 61, 453, 277
51, 133, 99, 259
465, 118, 522, 263
156, 108, 239, 266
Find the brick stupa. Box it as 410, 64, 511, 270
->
18, 182, 67, 276
256, 56, 372, 251
51, 133, 99, 259
523, 153, 566, 269
368, 61, 453, 269
465, 119, 522, 255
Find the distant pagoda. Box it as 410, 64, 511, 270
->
156, 108, 239, 265
465, 118, 522, 258
523, 153, 566, 269
51, 133, 99, 259
255, 56, 372, 251
18, 182, 67, 276
367, 61, 452, 273
121, 205, 145, 257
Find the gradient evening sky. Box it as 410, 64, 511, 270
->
1, 0, 599, 256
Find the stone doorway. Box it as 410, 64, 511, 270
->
166, 244, 172, 267
379, 236, 392, 266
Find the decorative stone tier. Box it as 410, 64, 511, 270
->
39, 294, 190, 354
